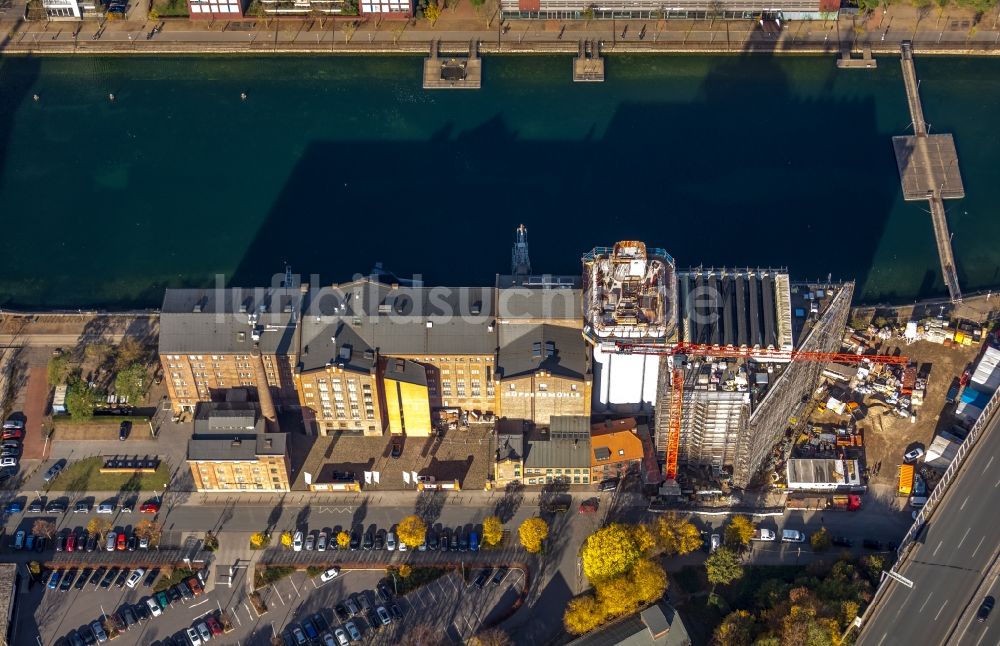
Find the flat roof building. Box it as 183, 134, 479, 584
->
786, 458, 862, 491
567, 600, 691, 646
501, 0, 838, 21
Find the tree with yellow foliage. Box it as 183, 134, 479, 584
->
397, 515, 427, 548
581, 523, 641, 581
482, 516, 503, 547
724, 515, 755, 548
630, 559, 668, 604
398, 564, 412, 578
249, 532, 270, 549
713, 609, 754, 646
424, 0, 441, 22
518, 517, 549, 553
336, 531, 351, 549
563, 596, 605, 635
656, 514, 703, 556
631, 523, 657, 556
280, 531, 294, 549
86, 517, 111, 538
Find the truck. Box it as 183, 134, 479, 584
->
785, 495, 862, 511
898, 464, 914, 496
752, 528, 776, 541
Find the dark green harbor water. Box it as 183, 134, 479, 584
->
0, 54, 997, 308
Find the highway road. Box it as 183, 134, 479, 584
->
858, 410, 1000, 646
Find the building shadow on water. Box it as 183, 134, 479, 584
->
234, 48, 898, 294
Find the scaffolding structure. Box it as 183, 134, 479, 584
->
654, 282, 855, 489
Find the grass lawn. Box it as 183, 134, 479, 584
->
151, 0, 189, 16
45, 456, 171, 493
52, 415, 150, 427
255, 566, 294, 589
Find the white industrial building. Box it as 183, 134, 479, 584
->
786, 458, 862, 491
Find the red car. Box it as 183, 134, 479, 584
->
116, 533, 127, 551
66, 532, 76, 552
187, 577, 203, 597
140, 502, 160, 514
205, 615, 223, 636
2, 429, 23, 440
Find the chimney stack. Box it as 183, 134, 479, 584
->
251, 342, 278, 433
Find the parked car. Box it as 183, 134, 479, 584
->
362, 531, 374, 550
334, 628, 350, 646
13, 530, 25, 550
492, 566, 509, 585
291, 626, 307, 645
374, 531, 385, 550
100, 568, 117, 588
389, 604, 403, 622
133, 600, 150, 622
349, 530, 361, 550
186, 627, 202, 645
89, 567, 106, 585
376, 582, 394, 602
121, 606, 137, 628
0, 457, 18, 468
206, 615, 223, 635
127, 535, 137, 551
2, 420, 24, 431
46, 500, 66, 514
473, 569, 491, 589
377, 606, 391, 625
43, 460, 64, 482
90, 620, 108, 643
317, 531, 328, 551
305, 533, 316, 551
66, 532, 77, 552
344, 622, 361, 642
97, 502, 115, 514
832, 536, 853, 548
303, 619, 320, 640
334, 603, 351, 622
293, 530, 304, 552
903, 447, 925, 464
74, 501, 91, 513
139, 536, 150, 549
320, 567, 340, 582
469, 531, 479, 552
119, 421, 131, 441
140, 501, 159, 514
60, 569, 77, 591
344, 597, 360, 616
386, 532, 397, 551
196, 622, 212, 642
127, 568, 145, 588
116, 533, 127, 550
313, 612, 330, 634
75, 568, 92, 590
105, 531, 117, 551
187, 576, 204, 596
47, 570, 62, 589
390, 440, 402, 459
114, 569, 130, 588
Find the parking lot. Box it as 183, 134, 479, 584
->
257, 565, 525, 646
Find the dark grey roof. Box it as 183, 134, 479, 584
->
497, 428, 524, 462
495, 283, 582, 321
497, 323, 588, 381
382, 357, 428, 387
594, 446, 612, 461
567, 602, 690, 646
160, 287, 303, 355
299, 318, 377, 374
524, 417, 591, 469
193, 401, 263, 436
187, 433, 287, 461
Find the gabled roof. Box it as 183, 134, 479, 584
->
497, 323, 588, 381
299, 318, 377, 374
160, 287, 303, 355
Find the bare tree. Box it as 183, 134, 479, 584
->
32, 519, 57, 540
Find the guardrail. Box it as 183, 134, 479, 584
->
857, 377, 1000, 634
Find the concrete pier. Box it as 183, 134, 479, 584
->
423, 40, 482, 90
891, 41, 964, 303
836, 45, 877, 69
573, 40, 605, 82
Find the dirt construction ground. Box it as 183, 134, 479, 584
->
862, 338, 982, 490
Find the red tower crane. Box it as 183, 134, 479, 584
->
614, 341, 910, 481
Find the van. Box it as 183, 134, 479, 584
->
909, 496, 928, 508
781, 530, 806, 543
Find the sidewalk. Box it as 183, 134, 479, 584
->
2, 4, 1000, 55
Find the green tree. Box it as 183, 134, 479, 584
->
482, 516, 503, 547
705, 547, 744, 586
518, 517, 549, 554
397, 515, 427, 548
810, 527, 832, 552
114, 337, 146, 371
85, 342, 113, 366
724, 515, 755, 548
114, 363, 148, 405
712, 609, 755, 646
48, 353, 72, 386
582, 523, 642, 581
66, 377, 100, 420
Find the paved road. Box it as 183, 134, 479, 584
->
858, 410, 1000, 646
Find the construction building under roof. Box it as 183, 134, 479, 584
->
786, 458, 862, 491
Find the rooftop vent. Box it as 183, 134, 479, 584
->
471, 301, 482, 315
231, 439, 242, 447
238, 331, 246, 342
426, 321, 433, 329
363, 349, 375, 360
532, 342, 542, 358
545, 341, 556, 357
264, 438, 273, 448
339, 345, 352, 361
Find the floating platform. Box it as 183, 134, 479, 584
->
837, 46, 876, 69
423, 40, 481, 90
573, 40, 604, 82
892, 134, 965, 201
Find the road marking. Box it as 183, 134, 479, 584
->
961, 496, 969, 510
972, 536, 986, 558
289, 577, 301, 598
231, 606, 242, 626
974, 626, 989, 646
918, 592, 934, 613
958, 527, 972, 549
995, 478, 1000, 488
189, 598, 209, 610
933, 541, 944, 556
934, 600, 949, 621
272, 585, 285, 607
984, 456, 995, 474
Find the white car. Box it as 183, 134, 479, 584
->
0, 457, 16, 468
399, 540, 407, 552
146, 597, 162, 617
97, 503, 115, 514
334, 628, 350, 646
320, 567, 340, 582
293, 531, 303, 552
710, 534, 721, 553
903, 447, 925, 463
196, 622, 212, 642
126, 568, 145, 588
386, 532, 397, 551
186, 627, 202, 645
